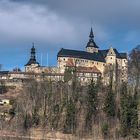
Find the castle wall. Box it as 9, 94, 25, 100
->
57, 57, 105, 74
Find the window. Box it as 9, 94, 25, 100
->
111, 57, 112, 59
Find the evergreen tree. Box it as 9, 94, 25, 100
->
64, 67, 73, 82
101, 121, 109, 138
85, 79, 98, 132
120, 82, 129, 137
120, 83, 139, 138
23, 113, 32, 130
130, 89, 139, 138
32, 108, 39, 126
64, 98, 76, 134
104, 80, 115, 118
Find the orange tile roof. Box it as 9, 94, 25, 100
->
76, 66, 101, 74
66, 58, 75, 66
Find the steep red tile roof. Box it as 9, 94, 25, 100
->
66, 58, 101, 73
66, 58, 75, 67
77, 66, 101, 74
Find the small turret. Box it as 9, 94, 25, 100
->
25, 43, 39, 66
86, 28, 99, 53
25, 43, 40, 72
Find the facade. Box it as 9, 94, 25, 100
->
57, 28, 128, 83
23, 28, 128, 84
0, 28, 128, 88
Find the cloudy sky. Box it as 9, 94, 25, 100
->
0, 0, 140, 70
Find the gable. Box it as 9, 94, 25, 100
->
107, 47, 116, 56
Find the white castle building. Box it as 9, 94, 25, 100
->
0, 28, 128, 87
57, 28, 128, 83
23, 28, 128, 83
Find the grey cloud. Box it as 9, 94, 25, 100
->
1, 0, 140, 50
9, 0, 140, 26
0, 0, 139, 69
7, 0, 140, 47
0, 0, 110, 48
0, 1, 78, 45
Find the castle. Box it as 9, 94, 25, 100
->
0, 28, 127, 85
24, 28, 128, 84
57, 28, 128, 83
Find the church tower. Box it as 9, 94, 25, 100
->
25, 43, 40, 72
86, 28, 99, 53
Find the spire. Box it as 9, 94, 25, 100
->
31, 42, 35, 51
32, 42, 34, 47
25, 43, 39, 66
86, 27, 98, 49
31, 43, 36, 60
89, 27, 94, 39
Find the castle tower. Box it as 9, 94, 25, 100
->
25, 43, 40, 72
86, 28, 99, 53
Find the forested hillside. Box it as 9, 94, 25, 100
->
0, 46, 139, 140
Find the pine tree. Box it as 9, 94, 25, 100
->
32, 108, 39, 126
64, 67, 73, 82
85, 79, 98, 132
130, 89, 139, 138
120, 82, 128, 137
120, 83, 139, 138
64, 98, 76, 134
104, 80, 115, 118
